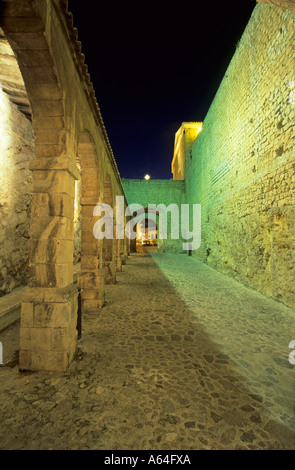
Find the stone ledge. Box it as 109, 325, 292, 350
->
0, 264, 81, 333
0, 286, 26, 333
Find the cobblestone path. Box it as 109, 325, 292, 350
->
0, 249, 295, 450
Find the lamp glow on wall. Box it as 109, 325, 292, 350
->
0, 83, 13, 205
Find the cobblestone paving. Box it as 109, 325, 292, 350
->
0, 248, 295, 450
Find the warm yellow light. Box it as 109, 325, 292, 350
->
74, 179, 81, 220
0, 85, 13, 205
144, 174, 150, 180
189, 122, 203, 140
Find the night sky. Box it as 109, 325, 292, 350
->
68, 0, 256, 180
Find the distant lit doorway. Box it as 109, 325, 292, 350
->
136, 217, 158, 249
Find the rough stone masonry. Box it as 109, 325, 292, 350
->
0, 0, 294, 374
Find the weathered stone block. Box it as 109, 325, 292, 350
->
81, 231, 97, 245
15, 49, 53, 67
80, 255, 99, 270
51, 328, 70, 351
81, 289, 95, 300
81, 205, 98, 218
116, 257, 122, 272
33, 302, 70, 328
54, 263, 74, 287
20, 302, 34, 328
29, 262, 73, 288
30, 99, 64, 117
19, 284, 78, 371
78, 270, 103, 290
30, 216, 74, 241
80, 196, 100, 205
82, 299, 104, 310
2, 1, 38, 18
21, 349, 72, 372
104, 260, 116, 284
31, 192, 74, 218
20, 326, 51, 351
21, 66, 58, 85
30, 239, 73, 265
32, 170, 75, 198
6, 32, 48, 51
81, 242, 99, 257
22, 284, 78, 304
30, 83, 61, 101
33, 116, 64, 131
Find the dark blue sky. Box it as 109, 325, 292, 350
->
68, 0, 256, 179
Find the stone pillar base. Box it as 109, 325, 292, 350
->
78, 267, 105, 310
19, 284, 78, 372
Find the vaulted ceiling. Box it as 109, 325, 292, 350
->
257, 0, 295, 10
0, 27, 31, 119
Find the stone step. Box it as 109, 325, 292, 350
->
0, 263, 81, 333
0, 286, 26, 333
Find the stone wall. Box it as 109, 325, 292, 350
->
0, 86, 33, 296
257, 0, 295, 11
0, 0, 128, 372
185, 4, 295, 308
122, 179, 186, 252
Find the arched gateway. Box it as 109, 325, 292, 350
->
0, 0, 128, 371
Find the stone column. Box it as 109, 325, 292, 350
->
78, 202, 105, 310
103, 236, 116, 284
114, 216, 124, 272
19, 168, 78, 372
125, 213, 136, 253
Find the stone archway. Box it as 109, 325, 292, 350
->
76, 131, 105, 311
2, 1, 79, 371
103, 174, 116, 284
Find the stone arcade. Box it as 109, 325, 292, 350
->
0, 0, 130, 371
0, 0, 294, 375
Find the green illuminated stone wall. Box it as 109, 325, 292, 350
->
122, 179, 186, 253
186, 4, 295, 308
